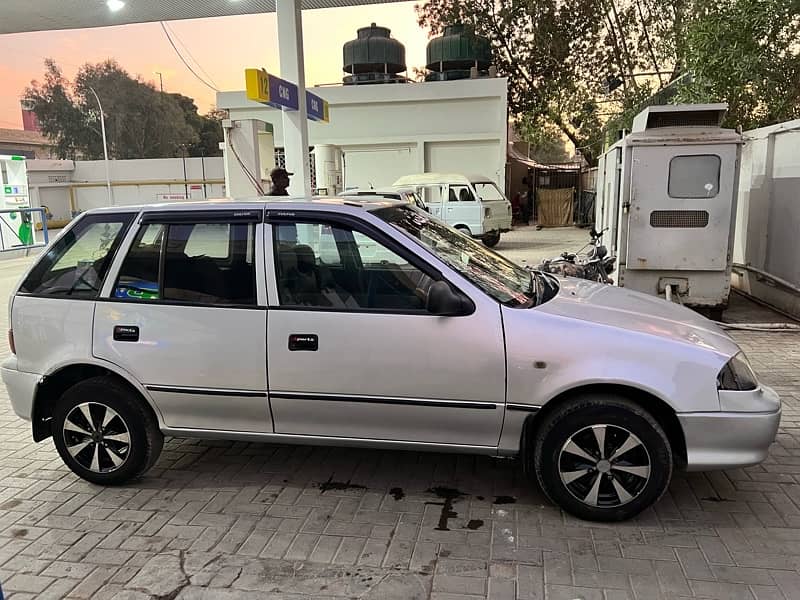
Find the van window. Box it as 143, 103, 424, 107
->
20, 213, 134, 298
421, 186, 445, 205
668, 155, 721, 198
449, 185, 476, 202
473, 182, 505, 202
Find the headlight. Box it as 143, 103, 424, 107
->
717, 352, 758, 391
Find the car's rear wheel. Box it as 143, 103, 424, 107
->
533, 395, 672, 521
52, 376, 163, 485
482, 231, 501, 247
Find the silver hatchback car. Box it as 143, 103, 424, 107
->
2, 199, 780, 521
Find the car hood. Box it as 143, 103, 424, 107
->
536, 276, 739, 357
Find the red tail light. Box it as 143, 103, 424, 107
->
8, 329, 15, 354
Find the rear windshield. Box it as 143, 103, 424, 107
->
20, 213, 135, 298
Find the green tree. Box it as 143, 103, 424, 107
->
676, 0, 800, 129
170, 93, 225, 157
25, 59, 199, 160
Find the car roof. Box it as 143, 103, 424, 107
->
82, 196, 405, 215
393, 173, 496, 186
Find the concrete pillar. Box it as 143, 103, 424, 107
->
222, 119, 267, 198
277, 0, 312, 197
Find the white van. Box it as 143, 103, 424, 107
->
337, 187, 426, 210
393, 173, 512, 247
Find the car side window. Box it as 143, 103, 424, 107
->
20, 213, 134, 298
273, 221, 434, 311
114, 220, 257, 305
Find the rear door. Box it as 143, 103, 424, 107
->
94, 209, 271, 433
473, 181, 512, 231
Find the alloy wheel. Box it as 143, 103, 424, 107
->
62, 402, 131, 473
558, 424, 651, 508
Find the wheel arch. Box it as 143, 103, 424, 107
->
32, 361, 162, 442
520, 383, 687, 476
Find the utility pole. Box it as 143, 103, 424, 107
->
155, 71, 164, 92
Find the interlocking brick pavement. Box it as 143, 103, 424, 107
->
0, 254, 799, 599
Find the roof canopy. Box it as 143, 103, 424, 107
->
0, 0, 405, 34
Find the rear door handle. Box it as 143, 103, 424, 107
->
288, 334, 318, 351
113, 325, 139, 342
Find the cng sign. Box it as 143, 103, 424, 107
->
245, 68, 298, 111
245, 68, 329, 122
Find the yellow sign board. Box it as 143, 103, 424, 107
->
245, 68, 272, 104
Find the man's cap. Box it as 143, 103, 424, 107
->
270, 167, 293, 178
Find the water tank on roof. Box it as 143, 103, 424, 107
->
426, 24, 492, 81
343, 23, 406, 85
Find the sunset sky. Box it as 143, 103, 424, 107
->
0, 1, 430, 129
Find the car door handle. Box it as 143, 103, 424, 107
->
113, 325, 139, 342
288, 334, 318, 351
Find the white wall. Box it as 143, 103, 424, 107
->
26, 157, 225, 220
732, 120, 800, 316
217, 78, 508, 189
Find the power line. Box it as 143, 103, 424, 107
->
162, 21, 219, 90
159, 22, 219, 93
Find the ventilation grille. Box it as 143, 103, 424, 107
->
646, 110, 722, 128
48, 175, 68, 183
650, 210, 709, 228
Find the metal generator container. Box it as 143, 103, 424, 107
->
594, 104, 743, 314
343, 23, 406, 85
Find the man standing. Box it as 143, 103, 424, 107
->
269, 167, 293, 196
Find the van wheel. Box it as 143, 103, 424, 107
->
455, 225, 471, 236
52, 376, 163, 485
482, 231, 501, 247
532, 395, 672, 522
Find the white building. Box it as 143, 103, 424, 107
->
216, 77, 508, 195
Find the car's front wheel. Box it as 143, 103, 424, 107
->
533, 395, 672, 521
52, 376, 163, 485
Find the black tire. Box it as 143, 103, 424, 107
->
52, 376, 163, 485
455, 225, 471, 236
532, 395, 672, 522
482, 231, 501, 247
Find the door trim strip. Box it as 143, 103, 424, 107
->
147, 385, 268, 398
270, 391, 497, 410
506, 403, 541, 412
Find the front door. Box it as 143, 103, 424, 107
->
93, 210, 271, 433
265, 214, 506, 447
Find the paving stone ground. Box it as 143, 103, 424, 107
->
0, 232, 799, 600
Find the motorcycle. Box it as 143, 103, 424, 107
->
534, 227, 617, 284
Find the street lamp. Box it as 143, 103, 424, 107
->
87, 86, 113, 205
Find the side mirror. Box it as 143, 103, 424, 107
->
426, 281, 471, 316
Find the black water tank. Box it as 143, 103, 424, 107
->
343, 23, 406, 84
426, 24, 492, 81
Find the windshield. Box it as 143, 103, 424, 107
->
473, 182, 506, 202
374, 206, 540, 307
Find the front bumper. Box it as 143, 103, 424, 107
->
679, 385, 781, 471
1, 357, 39, 421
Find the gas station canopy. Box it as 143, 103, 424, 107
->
0, 0, 404, 34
